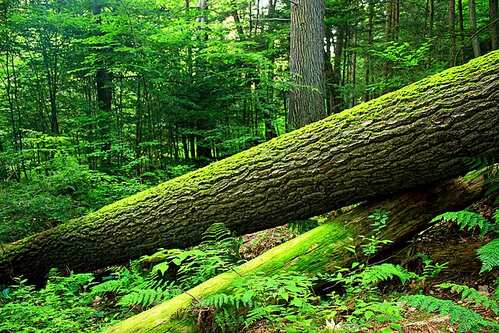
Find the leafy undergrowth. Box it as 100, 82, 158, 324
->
191, 203, 498, 333
1, 207, 498, 332
0, 223, 244, 332
0, 154, 194, 244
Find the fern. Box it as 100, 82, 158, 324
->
198, 273, 317, 332
201, 222, 233, 244
358, 263, 418, 285
401, 294, 496, 333
477, 238, 499, 273
117, 285, 179, 309
90, 268, 138, 298
90, 279, 125, 297
203, 291, 255, 310
432, 210, 494, 235
417, 253, 448, 279
437, 283, 499, 314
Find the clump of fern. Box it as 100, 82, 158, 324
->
477, 237, 499, 273
431, 203, 498, 274
436, 282, 499, 314
358, 263, 419, 285
140, 223, 245, 291
401, 294, 498, 333
198, 273, 325, 332
432, 210, 495, 235
91, 223, 243, 310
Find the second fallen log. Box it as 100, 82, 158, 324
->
105, 174, 485, 333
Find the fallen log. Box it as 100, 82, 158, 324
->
105, 175, 485, 333
1, 51, 498, 284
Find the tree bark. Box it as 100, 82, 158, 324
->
469, 0, 481, 58
364, 0, 374, 102
288, 0, 327, 129
491, 0, 498, 50
449, 0, 457, 66
0, 52, 498, 284
458, 0, 465, 64
105, 175, 485, 333
93, 0, 113, 169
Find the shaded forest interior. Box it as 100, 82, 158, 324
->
0, 0, 498, 333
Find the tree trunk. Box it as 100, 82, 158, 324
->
458, 0, 465, 64
364, 0, 374, 102
93, 0, 113, 169
288, 0, 327, 129
449, 0, 457, 66
332, 23, 345, 112
105, 175, 485, 333
491, 0, 498, 50
469, 0, 481, 57
0, 52, 498, 284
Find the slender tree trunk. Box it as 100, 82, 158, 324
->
288, 0, 327, 129
135, 78, 143, 174
490, 0, 498, 50
232, 9, 245, 39
0, 53, 498, 284
324, 24, 335, 115
93, 0, 113, 169
351, 29, 357, 107
106, 175, 485, 333
364, 0, 374, 102
429, 0, 434, 36
458, 0, 466, 64
332, 24, 344, 112
449, 0, 457, 66
469, 0, 481, 57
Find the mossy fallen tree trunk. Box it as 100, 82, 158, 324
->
105, 175, 485, 333
1, 52, 499, 284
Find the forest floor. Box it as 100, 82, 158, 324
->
238, 201, 498, 333
0, 196, 497, 333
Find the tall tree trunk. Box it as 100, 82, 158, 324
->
449, 0, 457, 66
469, 0, 481, 57
429, 0, 434, 37
458, 0, 466, 64
491, 0, 498, 50
0, 52, 498, 284
364, 0, 374, 102
324, 24, 335, 114
332, 23, 345, 112
93, 0, 113, 169
232, 10, 245, 39
288, 0, 327, 129
106, 175, 485, 333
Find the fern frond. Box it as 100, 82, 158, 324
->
118, 287, 176, 309
477, 238, 499, 273
432, 210, 493, 235
202, 292, 254, 310
437, 283, 499, 315
358, 264, 418, 285
90, 279, 125, 296
201, 223, 232, 244
401, 295, 496, 333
